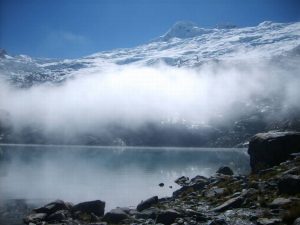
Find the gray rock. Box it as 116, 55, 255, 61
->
248, 131, 300, 173
278, 174, 300, 194
136, 196, 158, 212
216, 166, 234, 175
205, 187, 225, 198
24, 213, 47, 224
173, 176, 208, 197
103, 208, 128, 223
269, 197, 292, 208
156, 209, 180, 225
72, 200, 105, 217
213, 196, 244, 212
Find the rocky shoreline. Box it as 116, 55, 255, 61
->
6, 131, 300, 225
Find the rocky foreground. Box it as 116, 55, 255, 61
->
18, 132, 300, 225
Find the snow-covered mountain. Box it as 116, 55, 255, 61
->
0, 21, 300, 146
1, 21, 300, 86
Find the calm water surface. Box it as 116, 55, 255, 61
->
0, 145, 250, 210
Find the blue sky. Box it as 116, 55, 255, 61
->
1, 0, 299, 59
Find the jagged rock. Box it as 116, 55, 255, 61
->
156, 209, 180, 225
173, 175, 208, 197
23, 213, 47, 224
216, 166, 233, 175
248, 131, 300, 173
174, 176, 189, 186
294, 217, 300, 225
33, 200, 71, 215
103, 208, 128, 223
136, 196, 158, 212
72, 200, 105, 217
46, 210, 68, 222
213, 196, 244, 212
278, 174, 300, 194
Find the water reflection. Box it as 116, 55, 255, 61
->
0, 145, 249, 210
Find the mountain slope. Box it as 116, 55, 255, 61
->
0, 21, 300, 146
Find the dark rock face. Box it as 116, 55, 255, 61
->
278, 174, 300, 194
156, 209, 180, 225
248, 131, 300, 172
136, 196, 158, 212
216, 166, 234, 175
72, 200, 105, 217
103, 208, 128, 223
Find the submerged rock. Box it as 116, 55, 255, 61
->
248, 131, 300, 173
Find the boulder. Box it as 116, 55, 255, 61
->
278, 174, 300, 195
174, 176, 189, 186
156, 209, 180, 225
216, 166, 234, 175
248, 131, 300, 173
103, 208, 128, 223
33, 200, 71, 215
72, 200, 105, 217
136, 196, 158, 212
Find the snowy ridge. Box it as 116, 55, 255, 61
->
0, 21, 300, 86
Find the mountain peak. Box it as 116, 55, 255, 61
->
157, 21, 213, 41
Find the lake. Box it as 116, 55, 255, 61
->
0, 145, 250, 216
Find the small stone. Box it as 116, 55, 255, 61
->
159, 183, 164, 187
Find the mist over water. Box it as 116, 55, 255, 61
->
0, 145, 249, 210
1, 56, 300, 142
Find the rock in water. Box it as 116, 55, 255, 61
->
72, 200, 105, 217
248, 131, 300, 173
216, 166, 234, 175
136, 196, 158, 212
